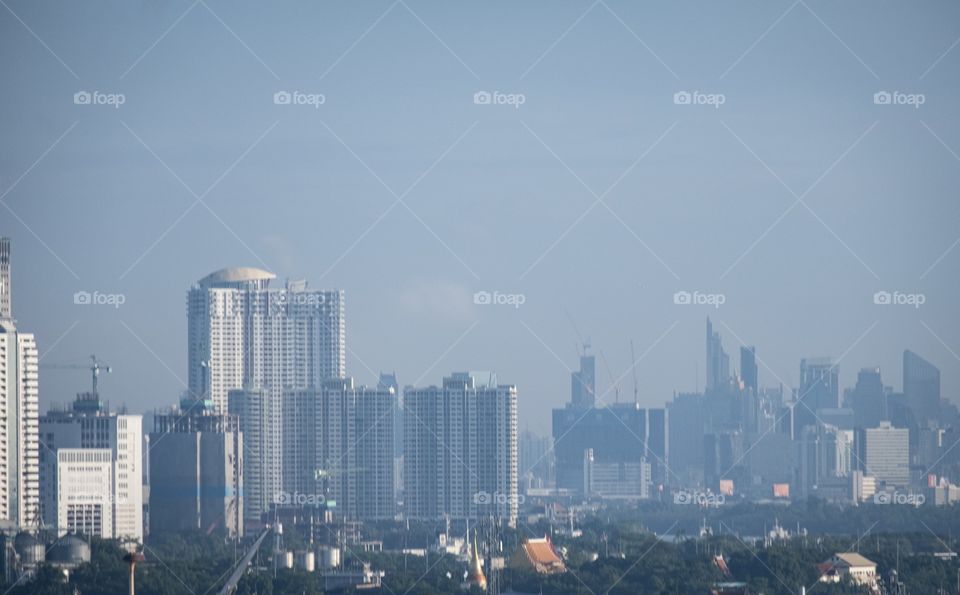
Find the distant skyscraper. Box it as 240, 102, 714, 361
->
848, 368, 887, 429
740, 346, 757, 394
903, 350, 940, 424
795, 358, 839, 433
0, 239, 39, 532
228, 387, 281, 530
187, 268, 345, 414
570, 354, 595, 408
404, 373, 518, 525
858, 422, 910, 488
0, 238, 10, 320
706, 318, 729, 393
149, 405, 243, 538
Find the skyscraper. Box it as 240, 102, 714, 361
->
0, 238, 39, 532
859, 422, 910, 488
404, 373, 518, 525
706, 318, 730, 393
795, 358, 839, 433
740, 346, 757, 394
847, 368, 887, 429
570, 354, 595, 409
187, 268, 345, 414
0, 237, 10, 320
903, 350, 940, 424
228, 387, 281, 530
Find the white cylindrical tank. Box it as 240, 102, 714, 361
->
318, 546, 341, 569
283, 551, 294, 569
295, 550, 315, 572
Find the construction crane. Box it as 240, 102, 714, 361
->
564, 309, 591, 358
598, 350, 620, 403
40, 354, 112, 397
630, 340, 640, 404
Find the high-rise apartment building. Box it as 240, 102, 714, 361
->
187, 268, 345, 414
903, 350, 940, 424
39, 398, 143, 542
228, 387, 281, 529
0, 238, 39, 532
404, 373, 518, 525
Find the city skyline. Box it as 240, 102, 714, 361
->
2, 2, 958, 437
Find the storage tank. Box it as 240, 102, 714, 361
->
47, 534, 91, 568
318, 546, 340, 570
282, 551, 294, 569
13, 533, 44, 568
295, 550, 315, 572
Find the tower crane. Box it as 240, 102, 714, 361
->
40, 354, 112, 397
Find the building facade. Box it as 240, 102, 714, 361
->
0, 320, 39, 532
404, 373, 518, 525
55, 449, 113, 538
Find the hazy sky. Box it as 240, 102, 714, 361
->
2, 1, 959, 434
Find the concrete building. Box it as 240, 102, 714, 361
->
858, 422, 910, 488
55, 449, 113, 538
404, 373, 518, 525
282, 378, 395, 521
0, 323, 39, 533
582, 449, 651, 500
187, 268, 345, 414
228, 388, 280, 529
795, 358, 839, 434
903, 350, 940, 424
39, 399, 143, 542
148, 404, 243, 537
0, 240, 40, 532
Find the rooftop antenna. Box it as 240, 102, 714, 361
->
630, 340, 639, 404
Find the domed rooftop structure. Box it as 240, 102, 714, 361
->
198, 267, 276, 289
14, 532, 44, 566
47, 533, 91, 567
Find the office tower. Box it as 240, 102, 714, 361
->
582, 449, 651, 500
0, 241, 40, 532
570, 354, 595, 408
703, 430, 744, 491
903, 350, 940, 424
740, 346, 757, 394
647, 408, 669, 487
283, 378, 395, 521
706, 318, 730, 393
39, 398, 143, 542
0, 238, 10, 320
187, 268, 345, 414
858, 422, 910, 488
519, 430, 553, 488
552, 403, 664, 494
149, 404, 243, 538
666, 393, 705, 481
797, 423, 854, 498
795, 358, 839, 433
55, 449, 113, 538
228, 388, 281, 529
404, 373, 518, 525
847, 368, 887, 429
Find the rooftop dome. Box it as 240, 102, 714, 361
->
199, 267, 276, 288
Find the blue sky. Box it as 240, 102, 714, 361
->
2, 0, 959, 433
